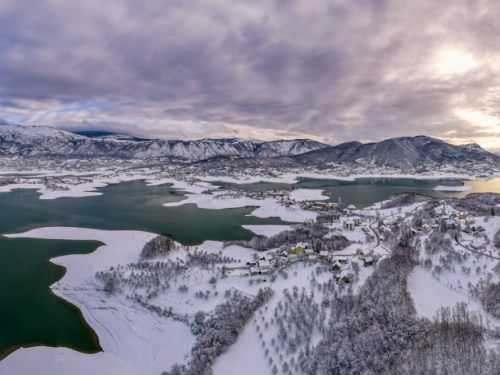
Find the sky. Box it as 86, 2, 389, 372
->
1, 0, 500, 149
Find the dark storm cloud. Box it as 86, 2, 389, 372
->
1, 0, 500, 147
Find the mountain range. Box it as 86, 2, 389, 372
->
291, 136, 500, 168
0, 123, 498, 168
0, 124, 327, 161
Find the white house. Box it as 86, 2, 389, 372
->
336, 255, 349, 264
364, 256, 373, 266
343, 220, 355, 231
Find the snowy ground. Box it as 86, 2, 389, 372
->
1, 228, 195, 375
163, 188, 327, 222
408, 266, 474, 319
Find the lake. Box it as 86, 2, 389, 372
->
2, 176, 500, 360
0, 180, 289, 359
214, 177, 500, 207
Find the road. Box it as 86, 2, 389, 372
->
455, 234, 500, 261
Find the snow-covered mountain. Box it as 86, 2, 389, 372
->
0, 124, 328, 160
2, 125, 497, 168
292, 135, 500, 168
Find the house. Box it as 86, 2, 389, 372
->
421, 224, 430, 233
343, 220, 355, 231
319, 250, 329, 260
308, 255, 317, 262
327, 202, 339, 210
465, 217, 476, 225
249, 266, 259, 276
459, 211, 468, 219
247, 261, 257, 267
263, 254, 274, 262
364, 256, 374, 267
314, 201, 328, 209
304, 249, 315, 256
336, 256, 349, 264
259, 260, 270, 270
331, 262, 341, 273
291, 242, 309, 254
358, 249, 373, 260
335, 271, 349, 283
445, 219, 455, 229
352, 217, 362, 226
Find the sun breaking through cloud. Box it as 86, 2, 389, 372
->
1, 0, 500, 149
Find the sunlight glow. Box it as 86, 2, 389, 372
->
455, 109, 500, 128
436, 49, 476, 75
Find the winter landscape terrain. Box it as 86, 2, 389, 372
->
2, 124, 500, 374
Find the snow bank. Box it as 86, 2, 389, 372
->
163, 192, 317, 222
289, 188, 328, 201
242, 225, 293, 237
433, 185, 474, 192
1, 228, 195, 375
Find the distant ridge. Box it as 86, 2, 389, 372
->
291, 135, 500, 168
0, 123, 328, 160
0, 124, 497, 168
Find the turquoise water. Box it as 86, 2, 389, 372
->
0, 180, 289, 359
214, 177, 500, 208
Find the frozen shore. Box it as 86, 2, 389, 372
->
1, 228, 195, 375
162, 188, 327, 222
0, 169, 491, 201
0, 174, 210, 200
433, 184, 474, 192
199, 171, 488, 185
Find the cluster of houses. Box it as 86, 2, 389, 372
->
342, 216, 362, 231
431, 205, 476, 231
242, 239, 375, 283
300, 199, 357, 213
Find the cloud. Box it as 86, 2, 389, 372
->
1, 0, 500, 148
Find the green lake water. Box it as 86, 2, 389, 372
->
2, 177, 500, 360
0, 180, 289, 359
215, 177, 500, 208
